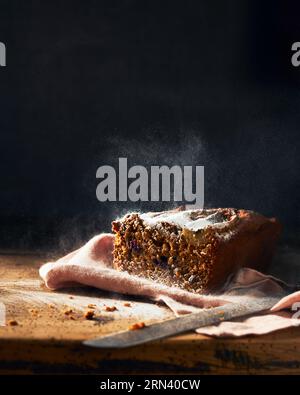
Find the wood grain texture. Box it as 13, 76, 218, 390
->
1, 253, 300, 374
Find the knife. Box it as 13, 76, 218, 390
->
83, 296, 281, 348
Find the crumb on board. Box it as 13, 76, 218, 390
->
68, 296, 74, 299
29, 309, 38, 315
123, 302, 131, 307
48, 304, 55, 309
8, 320, 18, 326
63, 309, 73, 316
104, 306, 117, 312
69, 316, 76, 320
87, 304, 96, 309
84, 310, 95, 320
129, 322, 146, 330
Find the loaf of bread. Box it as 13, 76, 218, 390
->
112, 208, 281, 293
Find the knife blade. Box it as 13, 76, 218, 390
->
83, 296, 281, 348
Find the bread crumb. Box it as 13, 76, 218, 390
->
63, 309, 73, 316
105, 306, 117, 312
84, 310, 95, 320
129, 322, 145, 330
68, 296, 74, 299
69, 316, 76, 320
123, 302, 131, 307
48, 304, 55, 309
87, 304, 96, 309
8, 320, 18, 326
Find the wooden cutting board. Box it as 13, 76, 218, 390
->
1, 251, 300, 374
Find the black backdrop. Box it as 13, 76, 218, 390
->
0, 0, 300, 251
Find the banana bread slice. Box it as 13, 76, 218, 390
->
112, 208, 281, 293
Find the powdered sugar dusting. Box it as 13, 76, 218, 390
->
140, 210, 230, 232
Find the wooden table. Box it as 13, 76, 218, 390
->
1, 252, 300, 375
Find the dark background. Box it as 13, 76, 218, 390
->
0, 0, 300, 252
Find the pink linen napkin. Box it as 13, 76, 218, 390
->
39, 233, 300, 337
